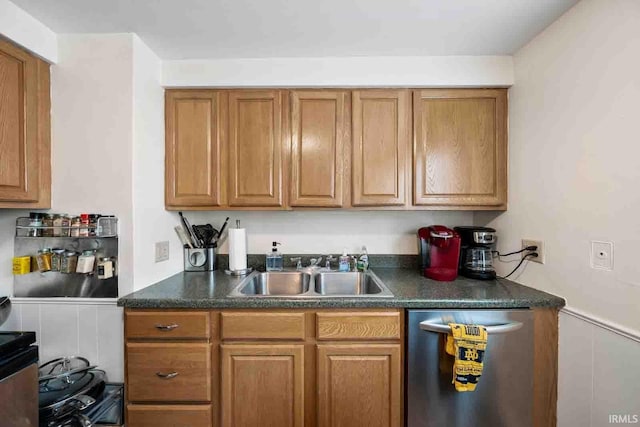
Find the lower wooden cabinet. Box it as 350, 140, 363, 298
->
317, 344, 402, 427
221, 344, 305, 427
127, 404, 212, 427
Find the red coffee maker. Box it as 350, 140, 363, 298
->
418, 226, 461, 281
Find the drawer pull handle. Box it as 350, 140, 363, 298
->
156, 371, 179, 379
155, 323, 179, 331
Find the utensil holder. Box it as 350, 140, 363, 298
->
184, 247, 216, 272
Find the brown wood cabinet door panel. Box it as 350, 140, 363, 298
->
352, 90, 409, 206
0, 39, 39, 202
228, 90, 285, 207
127, 404, 212, 427
317, 344, 402, 427
413, 89, 507, 207
165, 90, 225, 207
316, 311, 401, 340
221, 344, 304, 427
126, 343, 211, 402
290, 91, 347, 207
220, 311, 306, 340
125, 311, 210, 340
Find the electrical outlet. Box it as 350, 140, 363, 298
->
591, 241, 613, 270
522, 239, 544, 264
155, 241, 170, 263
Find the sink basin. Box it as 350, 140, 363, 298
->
234, 272, 311, 296
228, 270, 393, 298
315, 272, 385, 295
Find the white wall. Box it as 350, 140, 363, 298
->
476, 0, 640, 332
162, 56, 513, 87
558, 311, 640, 427
0, 0, 57, 62
187, 210, 473, 256
132, 35, 183, 290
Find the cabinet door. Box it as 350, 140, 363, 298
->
221, 344, 304, 427
0, 38, 39, 203
317, 344, 402, 427
352, 90, 410, 207
165, 90, 225, 208
228, 90, 285, 207
127, 405, 212, 427
413, 89, 507, 208
290, 90, 348, 207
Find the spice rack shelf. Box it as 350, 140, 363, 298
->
14, 218, 119, 298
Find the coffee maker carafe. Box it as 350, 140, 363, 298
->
418, 226, 461, 281
454, 226, 497, 280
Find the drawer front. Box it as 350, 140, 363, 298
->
221, 312, 306, 340
127, 404, 212, 427
127, 343, 211, 402
126, 311, 210, 339
316, 311, 401, 340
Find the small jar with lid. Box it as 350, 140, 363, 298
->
97, 257, 114, 279
60, 251, 78, 274
50, 248, 66, 271
28, 212, 44, 237
79, 214, 90, 237
61, 215, 71, 237
36, 248, 52, 272
88, 214, 100, 237
42, 214, 54, 237
76, 250, 96, 274
70, 217, 81, 237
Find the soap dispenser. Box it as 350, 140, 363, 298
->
266, 242, 283, 271
338, 248, 350, 272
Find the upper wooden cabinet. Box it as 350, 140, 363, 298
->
165, 90, 226, 208
352, 90, 410, 207
228, 90, 286, 207
164, 88, 508, 211
289, 90, 348, 207
0, 38, 50, 208
413, 89, 508, 208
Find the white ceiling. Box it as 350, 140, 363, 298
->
11, 0, 579, 60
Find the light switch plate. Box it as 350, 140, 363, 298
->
155, 241, 170, 263
591, 241, 613, 270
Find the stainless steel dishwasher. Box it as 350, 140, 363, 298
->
407, 309, 534, 427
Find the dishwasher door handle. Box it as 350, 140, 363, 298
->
419, 320, 523, 335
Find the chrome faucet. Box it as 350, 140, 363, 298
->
290, 257, 302, 269
325, 255, 336, 270
308, 257, 323, 268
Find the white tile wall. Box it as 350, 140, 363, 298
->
558, 310, 640, 427
0, 300, 124, 382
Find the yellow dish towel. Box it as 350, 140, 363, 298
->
445, 323, 488, 392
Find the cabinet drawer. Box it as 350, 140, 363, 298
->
126, 343, 211, 402
221, 311, 306, 340
316, 311, 401, 340
126, 311, 210, 339
127, 404, 212, 427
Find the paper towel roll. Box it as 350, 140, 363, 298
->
228, 228, 247, 271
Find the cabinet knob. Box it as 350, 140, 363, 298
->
155, 371, 179, 379
154, 323, 179, 331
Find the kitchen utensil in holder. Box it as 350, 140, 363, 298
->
184, 247, 216, 272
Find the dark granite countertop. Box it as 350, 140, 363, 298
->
117, 268, 565, 309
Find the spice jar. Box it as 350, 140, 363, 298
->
51, 248, 66, 271
42, 214, 54, 237
97, 257, 114, 279
70, 217, 81, 237
52, 215, 63, 237
60, 251, 78, 274
36, 248, 52, 272
89, 214, 100, 237
76, 250, 96, 274
61, 215, 71, 237
29, 212, 44, 237
79, 214, 90, 237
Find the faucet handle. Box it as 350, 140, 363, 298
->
290, 257, 302, 269
324, 255, 336, 269
309, 257, 323, 267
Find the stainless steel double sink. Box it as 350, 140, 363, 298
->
227, 270, 393, 298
